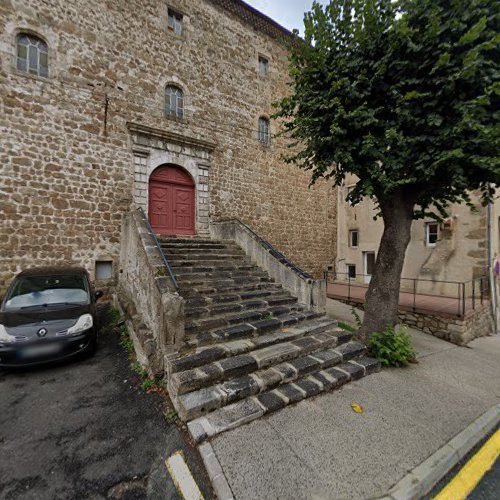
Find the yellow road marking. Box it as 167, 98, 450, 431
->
435, 427, 500, 500
166, 450, 204, 500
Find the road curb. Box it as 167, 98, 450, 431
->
377, 403, 500, 500
198, 441, 235, 500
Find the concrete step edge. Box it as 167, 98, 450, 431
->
185, 294, 299, 321
184, 287, 288, 306
185, 304, 303, 337
186, 356, 381, 443
170, 330, 361, 398
173, 339, 368, 421
185, 310, 322, 343
171, 319, 340, 373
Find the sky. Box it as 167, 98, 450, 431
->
244, 0, 328, 35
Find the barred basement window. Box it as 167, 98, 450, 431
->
258, 117, 270, 145
167, 8, 183, 35
165, 85, 184, 118
16, 33, 48, 77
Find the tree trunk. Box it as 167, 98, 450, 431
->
358, 194, 416, 342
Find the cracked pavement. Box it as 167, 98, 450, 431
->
0, 318, 213, 499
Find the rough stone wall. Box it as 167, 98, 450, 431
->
399, 305, 493, 346
0, 0, 336, 292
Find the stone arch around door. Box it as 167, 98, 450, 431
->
148, 164, 196, 236
128, 123, 215, 236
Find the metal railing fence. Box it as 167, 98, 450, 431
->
325, 271, 489, 318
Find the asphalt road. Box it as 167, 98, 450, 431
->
0, 315, 213, 499
468, 456, 500, 500
428, 423, 499, 500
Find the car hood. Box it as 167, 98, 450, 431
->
0, 304, 91, 338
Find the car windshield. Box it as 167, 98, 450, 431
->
3, 274, 90, 311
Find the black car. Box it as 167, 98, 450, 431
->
0, 267, 102, 367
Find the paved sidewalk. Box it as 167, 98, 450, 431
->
209, 299, 500, 499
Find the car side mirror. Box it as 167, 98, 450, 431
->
95, 290, 103, 300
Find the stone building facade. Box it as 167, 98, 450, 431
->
0, 0, 337, 292
336, 173, 499, 296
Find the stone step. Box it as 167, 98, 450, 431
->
174, 339, 366, 421
174, 269, 271, 282
162, 245, 244, 255
176, 275, 274, 288
166, 254, 249, 263
172, 263, 256, 274
185, 294, 300, 321
184, 287, 290, 308
159, 237, 223, 245
187, 356, 381, 443
185, 299, 301, 337
161, 241, 232, 250
186, 311, 324, 348
170, 327, 358, 397
179, 282, 283, 299
171, 319, 339, 372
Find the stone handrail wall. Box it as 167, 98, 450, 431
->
210, 219, 326, 313
118, 209, 185, 375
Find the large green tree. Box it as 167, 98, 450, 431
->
276, 0, 500, 339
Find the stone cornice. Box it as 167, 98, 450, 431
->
127, 122, 217, 152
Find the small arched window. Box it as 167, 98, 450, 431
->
258, 117, 270, 145
165, 85, 184, 119
16, 33, 48, 77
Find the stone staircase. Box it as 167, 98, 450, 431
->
161, 237, 380, 443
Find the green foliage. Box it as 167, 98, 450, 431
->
262, 312, 274, 321
164, 408, 179, 424
141, 378, 165, 392
275, 0, 500, 218
119, 324, 134, 353
108, 307, 121, 326
131, 361, 149, 379
338, 321, 355, 332
369, 325, 415, 366
351, 307, 362, 328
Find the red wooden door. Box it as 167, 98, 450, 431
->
148, 165, 195, 235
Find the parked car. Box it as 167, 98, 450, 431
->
0, 267, 102, 367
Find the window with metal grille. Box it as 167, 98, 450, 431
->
16, 33, 48, 77
258, 117, 270, 145
165, 85, 184, 118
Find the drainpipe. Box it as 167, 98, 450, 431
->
486, 194, 498, 333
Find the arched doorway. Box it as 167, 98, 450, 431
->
148, 164, 195, 235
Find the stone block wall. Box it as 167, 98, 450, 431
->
399, 305, 494, 345
1, 0, 336, 293
118, 209, 185, 375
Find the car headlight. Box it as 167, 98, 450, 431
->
0, 324, 16, 344
67, 314, 93, 335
